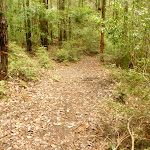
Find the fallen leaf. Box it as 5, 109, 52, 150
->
27, 136, 32, 139
78, 124, 86, 133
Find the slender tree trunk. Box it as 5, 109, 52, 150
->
79, 0, 83, 7
96, 0, 98, 10
50, 0, 53, 44
25, 0, 32, 51
146, 0, 150, 58
68, 0, 72, 40
79, 0, 81, 7
81, 0, 84, 7
131, 0, 136, 67
0, 0, 8, 80
100, 0, 106, 62
50, 0, 52, 8
98, 0, 101, 11
63, 0, 67, 41
124, 0, 128, 37
96, 0, 101, 11
40, 0, 48, 48
58, 0, 65, 45
58, 0, 62, 45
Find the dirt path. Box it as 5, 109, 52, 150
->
0, 56, 114, 150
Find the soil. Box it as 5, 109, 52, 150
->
0, 56, 114, 150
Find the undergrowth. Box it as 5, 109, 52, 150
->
8, 42, 40, 81
99, 65, 150, 150
53, 40, 84, 62
35, 47, 53, 68
8, 42, 53, 81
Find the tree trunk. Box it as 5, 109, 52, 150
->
68, 0, 72, 40
81, 0, 84, 7
50, 0, 53, 44
96, 0, 98, 10
100, 0, 106, 62
40, 0, 48, 48
62, 0, 67, 41
96, 0, 101, 11
124, 0, 128, 38
25, 0, 32, 51
0, 0, 8, 80
146, 0, 150, 58
58, 0, 65, 45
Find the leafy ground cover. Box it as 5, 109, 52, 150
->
0, 56, 149, 150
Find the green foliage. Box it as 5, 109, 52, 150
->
114, 69, 150, 101
70, 6, 93, 24
100, 67, 150, 149
70, 7, 100, 55
54, 40, 84, 62
104, 1, 150, 70
74, 26, 100, 54
35, 47, 53, 68
8, 42, 40, 80
137, 58, 150, 73
52, 75, 61, 82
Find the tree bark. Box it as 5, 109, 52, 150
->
100, 0, 106, 62
50, 0, 53, 44
25, 0, 32, 51
96, 0, 101, 11
58, 0, 65, 45
62, 0, 67, 41
0, 0, 8, 80
68, 0, 72, 40
40, 0, 48, 48
124, 0, 128, 38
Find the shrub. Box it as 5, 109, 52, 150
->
72, 25, 100, 55
136, 58, 150, 73
99, 67, 150, 149
35, 47, 53, 68
55, 40, 84, 62
8, 42, 40, 80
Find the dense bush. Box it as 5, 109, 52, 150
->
99, 66, 150, 149
35, 47, 53, 68
54, 40, 84, 62
8, 42, 40, 80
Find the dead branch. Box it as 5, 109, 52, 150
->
127, 117, 135, 150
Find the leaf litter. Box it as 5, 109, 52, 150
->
0, 56, 114, 150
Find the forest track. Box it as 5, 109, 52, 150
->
0, 56, 114, 150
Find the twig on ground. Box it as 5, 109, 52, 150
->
113, 133, 130, 150
0, 134, 8, 139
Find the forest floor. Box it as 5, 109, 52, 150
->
0, 56, 115, 150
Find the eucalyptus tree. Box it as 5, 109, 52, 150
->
49, 0, 53, 43
40, 0, 48, 48
100, 0, 106, 61
0, 0, 8, 80
24, 0, 32, 51
95, 0, 101, 11
58, 0, 65, 45
68, 0, 72, 40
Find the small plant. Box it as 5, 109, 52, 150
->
52, 75, 61, 82
19, 79, 28, 88
55, 40, 83, 62
35, 46, 53, 68
8, 42, 40, 81
98, 66, 150, 150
